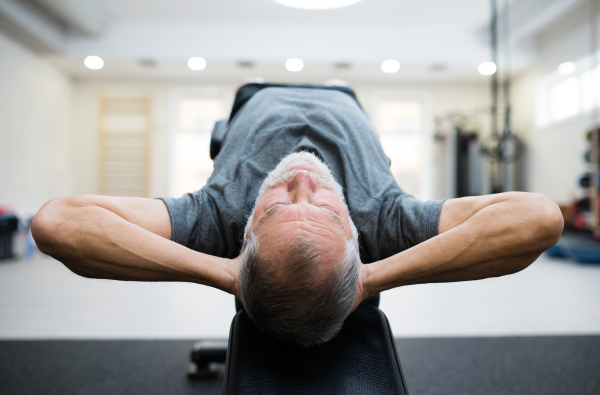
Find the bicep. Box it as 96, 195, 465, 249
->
83, 195, 172, 240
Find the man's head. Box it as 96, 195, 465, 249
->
239, 152, 361, 347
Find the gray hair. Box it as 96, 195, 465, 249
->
239, 221, 361, 347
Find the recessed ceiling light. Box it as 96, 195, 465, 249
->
238, 60, 255, 68
188, 57, 207, 71
430, 63, 447, 72
273, 0, 363, 9
558, 62, 576, 75
139, 59, 157, 68
334, 62, 351, 70
84, 56, 104, 70
478, 61, 496, 75
381, 60, 400, 73
286, 58, 304, 72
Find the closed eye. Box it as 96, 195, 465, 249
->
258, 203, 285, 225
266, 201, 287, 210
316, 203, 337, 213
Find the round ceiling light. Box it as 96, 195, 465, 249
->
478, 61, 497, 75
286, 58, 304, 72
188, 57, 207, 71
273, 0, 363, 10
381, 60, 400, 74
84, 56, 104, 70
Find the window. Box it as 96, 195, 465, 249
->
549, 77, 580, 122
581, 66, 600, 111
373, 96, 430, 199
537, 55, 600, 127
168, 90, 431, 199
171, 95, 226, 197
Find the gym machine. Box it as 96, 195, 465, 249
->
435, 0, 523, 199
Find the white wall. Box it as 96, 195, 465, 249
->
0, 32, 73, 212
70, 79, 489, 201
511, 3, 600, 204
0, 30, 488, 208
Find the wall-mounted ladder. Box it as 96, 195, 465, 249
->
98, 95, 152, 197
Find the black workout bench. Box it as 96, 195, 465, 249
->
189, 297, 409, 394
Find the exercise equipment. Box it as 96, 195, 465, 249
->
209, 82, 362, 161
188, 340, 228, 378
578, 172, 600, 189
0, 214, 18, 260
580, 173, 592, 188
189, 298, 409, 394
455, 129, 480, 197
209, 120, 229, 160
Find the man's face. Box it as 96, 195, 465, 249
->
249, 153, 353, 265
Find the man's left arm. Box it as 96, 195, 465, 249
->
357, 192, 564, 302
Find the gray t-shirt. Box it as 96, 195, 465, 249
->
160, 88, 444, 263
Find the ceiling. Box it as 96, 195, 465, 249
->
99, 0, 488, 27
0, 0, 587, 82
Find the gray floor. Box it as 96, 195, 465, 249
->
1, 252, 599, 339
2, 337, 599, 395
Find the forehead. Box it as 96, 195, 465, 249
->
255, 204, 348, 244
258, 204, 344, 227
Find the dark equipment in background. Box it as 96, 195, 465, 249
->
0, 214, 18, 260
434, 0, 524, 199
209, 120, 229, 160
480, 0, 523, 194
455, 129, 480, 198
188, 340, 228, 378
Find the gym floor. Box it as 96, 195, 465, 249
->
0, 252, 599, 339
1, 253, 600, 395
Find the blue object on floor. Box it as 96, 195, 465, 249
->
545, 244, 565, 257
564, 246, 600, 263
552, 234, 600, 263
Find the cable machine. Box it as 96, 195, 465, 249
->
480, 0, 522, 194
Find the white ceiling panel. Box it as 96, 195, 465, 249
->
98, 0, 489, 27
3, 0, 584, 81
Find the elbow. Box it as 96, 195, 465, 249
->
525, 194, 564, 252
31, 197, 75, 255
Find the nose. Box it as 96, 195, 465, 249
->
287, 170, 317, 202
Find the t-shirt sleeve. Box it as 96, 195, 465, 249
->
158, 193, 203, 248
158, 191, 244, 258
396, 194, 446, 248
374, 194, 446, 260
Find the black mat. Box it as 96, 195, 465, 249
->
0, 336, 598, 395
397, 336, 600, 395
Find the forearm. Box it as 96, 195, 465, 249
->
32, 197, 236, 293
364, 193, 563, 296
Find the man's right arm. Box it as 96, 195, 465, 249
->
31, 195, 239, 296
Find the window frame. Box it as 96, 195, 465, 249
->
367, 90, 433, 200
168, 87, 233, 197
536, 54, 600, 129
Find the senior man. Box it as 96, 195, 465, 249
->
32, 83, 563, 347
